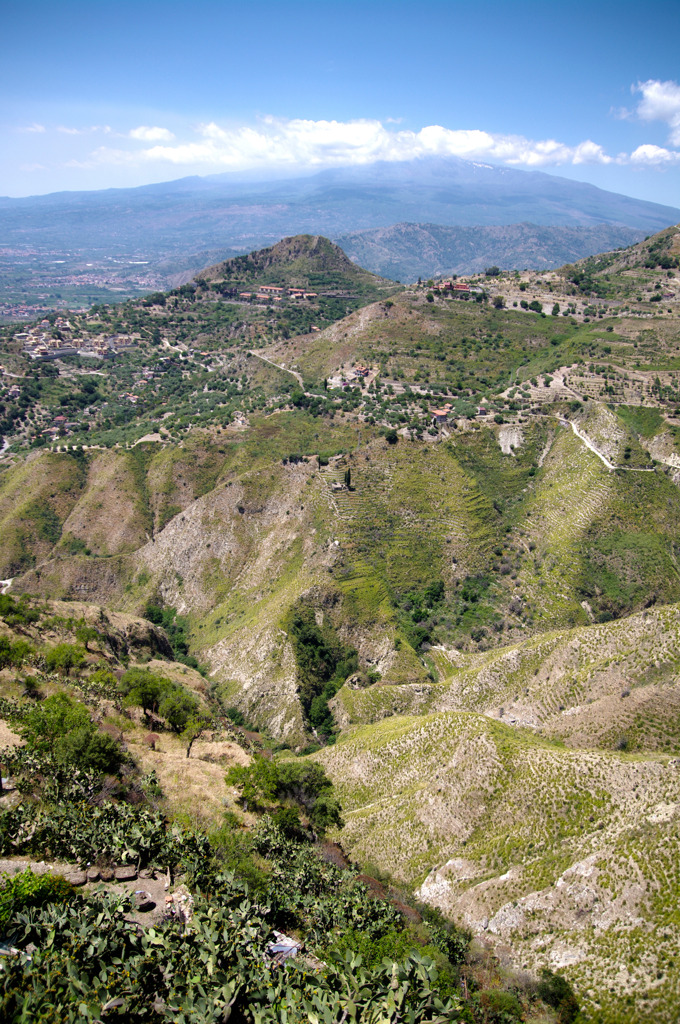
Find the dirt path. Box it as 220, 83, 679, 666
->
249, 350, 304, 386
560, 419, 655, 473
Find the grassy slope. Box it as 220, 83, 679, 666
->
316, 709, 680, 1024
334, 602, 680, 749
2, 401, 679, 729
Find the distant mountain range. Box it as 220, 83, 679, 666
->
1, 156, 678, 291
335, 221, 649, 280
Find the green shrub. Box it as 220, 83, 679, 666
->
19, 693, 90, 750
0, 868, 74, 934
537, 968, 580, 1023
44, 643, 85, 676
53, 726, 123, 774
333, 925, 421, 969
17, 693, 123, 775
0, 637, 33, 669
225, 706, 245, 726
478, 988, 524, 1022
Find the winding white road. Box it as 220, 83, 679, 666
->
560, 419, 655, 472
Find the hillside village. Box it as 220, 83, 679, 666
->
16, 316, 138, 362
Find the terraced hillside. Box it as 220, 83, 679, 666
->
2, 229, 680, 1021
317, 709, 680, 1024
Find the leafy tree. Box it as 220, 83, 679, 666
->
181, 710, 211, 758
17, 693, 123, 774
44, 643, 85, 676
226, 757, 279, 809
227, 757, 343, 835
75, 622, 99, 652
159, 688, 199, 733
19, 693, 90, 750
119, 667, 168, 720
276, 760, 333, 807
308, 792, 344, 833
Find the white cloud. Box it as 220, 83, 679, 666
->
19, 123, 46, 134
572, 140, 612, 165
633, 79, 680, 145
129, 125, 175, 142
54, 125, 113, 136
81, 117, 624, 173
630, 144, 680, 166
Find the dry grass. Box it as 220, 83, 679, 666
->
128, 730, 249, 826
0, 719, 23, 749
145, 659, 210, 701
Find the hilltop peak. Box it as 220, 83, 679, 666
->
196, 233, 398, 297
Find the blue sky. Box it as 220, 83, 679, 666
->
2, 0, 679, 206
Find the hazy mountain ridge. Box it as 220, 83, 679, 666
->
2, 157, 678, 314
3, 157, 678, 244
335, 221, 647, 280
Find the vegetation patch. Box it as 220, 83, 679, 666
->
284, 599, 358, 738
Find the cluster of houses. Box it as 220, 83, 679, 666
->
18, 318, 136, 361
430, 402, 454, 424
238, 284, 319, 304
41, 414, 83, 440
327, 364, 372, 390
430, 281, 484, 299
0, 302, 53, 321
430, 402, 488, 425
